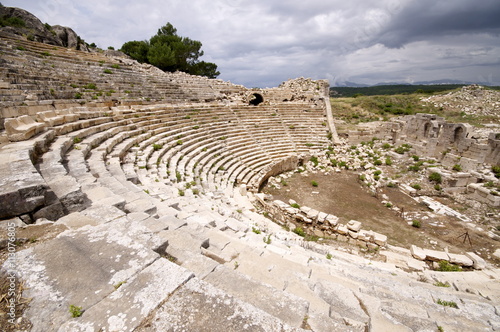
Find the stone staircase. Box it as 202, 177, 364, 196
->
0, 34, 499, 331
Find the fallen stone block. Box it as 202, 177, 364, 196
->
448, 253, 473, 267
336, 223, 348, 235
422, 248, 449, 262
347, 220, 362, 232
466, 252, 486, 270
372, 232, 387, 247
410, 245, 427, 261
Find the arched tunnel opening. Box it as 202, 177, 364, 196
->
249, 93, 264, 106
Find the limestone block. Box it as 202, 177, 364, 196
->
448, 253, 474, 267
325, 215, 339, 226
410, 245, 427, 261
356, 240, 368, 248
372, 232, 387, 246
358, 229, 373, 242
348, 230, 359, 239
336, 224, 348, 235
300, 206, 311, 214
306, 208, 319, 220
347, 220, 362, 232
465, 252, 486, 270
317, 211, 328, 223
422, 249, 449, 262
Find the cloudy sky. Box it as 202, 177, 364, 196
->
4, 0, 500, 87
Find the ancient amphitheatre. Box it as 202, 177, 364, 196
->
1, 6, 499, 332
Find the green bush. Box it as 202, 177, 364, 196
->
411, 220, 421, 228
452, 164, 462, 172
103, 69, 113, 74
411, 183, 421, 190
0, 16, 26, 28
412, 155, 420, 161
290, 203, 300, 209
84, 83, 97, 90
373, 159, 382, 166
387, 182, 396, 188
428, 172, 442, 184
311, 180, 318, 187
385, 157, 392, 165
437, 260, 462, 272
152, 143, 162, 151
293, 227, 306, 237
310, 156, 319, 167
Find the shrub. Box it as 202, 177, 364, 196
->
175, 171, 182, 182
111, 64, 120, 69
373, 159, 382, 166
263, 234, 272, 244
374, 170, 382, 176
385, 202, 393, 208
310, 156, 319, 167
437, 260, 462, 272
311, 180, 318, 187
382, 143, 392, 149
452, 164, 462, 172
434, 281, 450, 288
387, 182, 396, 188
74, 92, 83, 99
84, 83, 97, 90
178, 189, 185, 196
176, 140, 183, 145
326, 253, 332, 260
69, 305, 83, 318
152, 143, 162, 151
412, 155, 420, 161
411, 220, 421, 228
252, 227, 261, 234
428, 172, 442, 184
491, 165, 500, 178
385, 157, 392, 165
434, 184, 442, 191
293, 227, 306, 237
103, 69, 113, 74
411, 183, 421, 190
290, 203, 300, 209
73, 137, 82, 144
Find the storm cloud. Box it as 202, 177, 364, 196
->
4, 0, 500, 87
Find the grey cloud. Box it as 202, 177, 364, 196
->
375, 0, 500, 48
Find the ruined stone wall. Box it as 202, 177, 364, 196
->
357, 114, 500, 169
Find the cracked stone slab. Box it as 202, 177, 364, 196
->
10, 223, 159, 331
135, 277, 305, 332
204, 265, 309, 328
59, 258, 194, 332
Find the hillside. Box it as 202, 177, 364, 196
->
331, 84, 500, 98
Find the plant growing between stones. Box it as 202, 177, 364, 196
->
69, 304, 83, 318
436, 299, 458, 309
252, 227, 261, 234
437, 260, 462, 272
290, 203, 300, 209
311, 180, 318, 187
452, 164, 462, 171
412, 220, 421, 228
263, 234, 272, 244
434, 281, 450, 288
428, 172, 442, 184
293, 227, 306, 237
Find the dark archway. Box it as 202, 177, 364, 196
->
423, 123, 431, 137
249, 93, 264, 106
454, 126, 464, 142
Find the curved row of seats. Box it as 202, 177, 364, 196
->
1, 34, 498, 331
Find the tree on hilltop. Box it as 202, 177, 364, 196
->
121, 22, 220, 79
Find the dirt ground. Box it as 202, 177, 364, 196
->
262, 170, 500, 264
